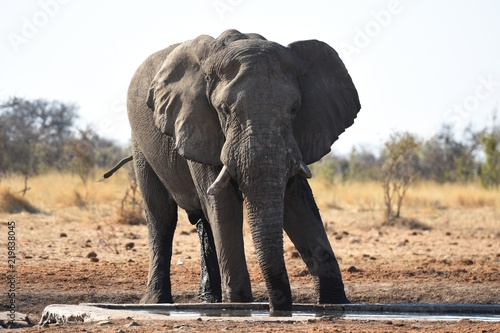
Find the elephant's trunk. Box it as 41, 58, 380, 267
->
245, 184, 292, 312
238, 137, 294, 313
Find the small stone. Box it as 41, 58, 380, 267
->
125, 242, 135, 250
196, 317, 202, 321
177, 259, 184, 265
347, 266, 361, 273
180, 231, 190, 235
87, 251, 97, 258
116, 330, 126, 333
90, 257, 99, 263
60, 233, 67, 237
96, 320, 112, 326
290, 251, 300, 259
126, 321, 140, 327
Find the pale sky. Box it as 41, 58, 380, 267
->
1, 0, 499, 155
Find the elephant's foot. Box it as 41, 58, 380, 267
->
319, 291, 350, 304
267, 285, 293, 314
223, 283, 254, 303
317, 278, 350, 304
224, 290, 253, 303
139, 289, 174, 304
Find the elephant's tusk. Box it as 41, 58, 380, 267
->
298, 161, 312, 179
207, 165, 231, 195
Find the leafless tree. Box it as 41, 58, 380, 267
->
382, 132, 420, 223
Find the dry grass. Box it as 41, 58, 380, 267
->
407, 181, 500, 209
310, 180, 381, 211
310, 179, 500, 212
1, 172, 498, 225
0, 170, 131, 213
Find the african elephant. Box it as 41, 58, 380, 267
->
128, 29, 360, 313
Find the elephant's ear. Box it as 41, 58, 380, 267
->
147, 35, 224, 166
289, 40, 361, 164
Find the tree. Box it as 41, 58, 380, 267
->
454, 126, 481, 183
64, 125, 127, 185
479, 126, 500, 188
310, 153, 350, 183
348, 146, 382, 181
419, 125, 479, 183
0, 97, 125, 179
0, 97, 78, 173
65, 127, 96, 185
382, 132, 420, 223
0, 97, 78, 194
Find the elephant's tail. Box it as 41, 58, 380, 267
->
97, 155, 133, 182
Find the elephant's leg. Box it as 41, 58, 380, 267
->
283, 175, 349, 304
134, 147, 177, 304
206, 198, 253, 302
186, 210, 222, 303
187, 162, 253, 302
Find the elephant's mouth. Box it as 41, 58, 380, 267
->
207, 161, 311, 195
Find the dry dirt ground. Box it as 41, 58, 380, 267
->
1, 202, 499, 332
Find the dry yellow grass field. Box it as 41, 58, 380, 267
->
2, 172, 499, 214
310, 179, 500, 211
0, 171, 129, 211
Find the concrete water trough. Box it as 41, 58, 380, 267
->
40, 302, 500, 324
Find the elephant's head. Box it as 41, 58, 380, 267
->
147, 29, 360, 311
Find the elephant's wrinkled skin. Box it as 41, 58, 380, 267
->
128, 29, 360, 313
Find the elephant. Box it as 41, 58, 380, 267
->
127, 29, 360, 313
